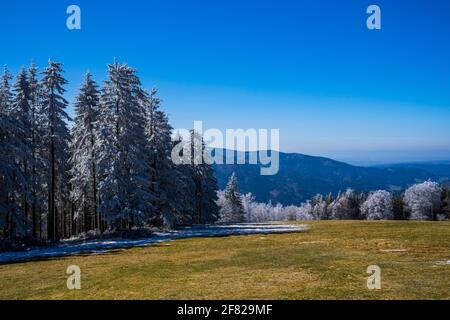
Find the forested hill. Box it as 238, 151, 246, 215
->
213, 151, 450, 205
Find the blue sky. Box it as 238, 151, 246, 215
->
1, 0, 450, 164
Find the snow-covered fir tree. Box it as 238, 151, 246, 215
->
0, 66, 13, 114
96, 61, 155, 230
0, 67, 28, 239
188, 130, 219, 224
27, 62, 46, 238
143, 89, 185, 228
219, 172, 245, 223
70, 73, 101, 234
40, 60, 72, 241
10, 68, 34, 236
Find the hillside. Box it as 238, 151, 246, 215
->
214, 151, 449, 205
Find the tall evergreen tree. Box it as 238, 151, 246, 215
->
219, 172, 244, 223
1, 59, 226, 243
169, 133, 198, 225
0, 67, 27, 240
189, 130, 219, 224
96, 61, 155, 230
143, 89, 180, 228
40, 60, 71, 241
0, 66, 13, 114
28, 62, 45, 239
70, 73, 100, 234
10, 68, 33, 236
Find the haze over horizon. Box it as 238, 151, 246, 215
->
1, 0, 449, 163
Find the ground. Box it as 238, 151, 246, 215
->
0, 221, 449, 300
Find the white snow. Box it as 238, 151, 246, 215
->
0, 223, 307, 264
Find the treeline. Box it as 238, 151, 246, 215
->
0, 60, 219, 244
302, 181, 450, 221
218, 175, 450, 222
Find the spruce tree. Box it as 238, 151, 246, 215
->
40, 60, 71, 241
0, 67, 27, 239
189, 130, 219, 224
96, 61, 155, 230
28, 62, 44, 238
143, 89, 180, 227
219, 172, 245, 223
10, 68, 33, 236
70, 73, 100, 234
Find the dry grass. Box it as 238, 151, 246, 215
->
0, 221, 449, 300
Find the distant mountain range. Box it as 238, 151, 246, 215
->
213, 151, 450, 205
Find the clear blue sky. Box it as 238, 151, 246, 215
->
1, 0, 450, 164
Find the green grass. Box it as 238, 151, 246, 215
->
0, 221, 449, 300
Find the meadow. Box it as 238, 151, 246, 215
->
0, 221, 449, 300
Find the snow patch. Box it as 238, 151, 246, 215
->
297, 241, 326, 245
0, 223, 307, 264
380, 249, 408, 253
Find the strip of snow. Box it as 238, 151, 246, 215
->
0, 223, 307, 264
380, 249, 408, 253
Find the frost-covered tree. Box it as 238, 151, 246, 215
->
0, 66, 13, 114
169, 134, 198, 225
238, 193, 314, 222
27, 62, 45, 238
360, 190, 393, 220
295, 202, 315, 221
183, 130, 219, 224
96, 61, 155, 230
404, 181, 442, 221
70, 73, 100, 233
219, 173, 245, 223
310, 194, 329, 220
329, 189, 365, 220
142, 89, 183, 228
240, 192, 256, 220
10, 68, 34, 236
441, 188, 450, 219
40, 60, 72, 241
240, 193, 274, 222
0, 67, 29, 239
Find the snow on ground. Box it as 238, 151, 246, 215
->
0, 223, 307, 264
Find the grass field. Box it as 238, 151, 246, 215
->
0, 221, 449, 300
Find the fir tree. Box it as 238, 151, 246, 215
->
143, 89, 182, 228
0, 66, 13, 114
10, 68, 33, 236
28, 62, 45, 238
40, 60, 72, 241
96, 60, 155, 230
0, 66, 27, 239
189, 130, 219, 224
70, 73, 100, 233
219, 172, 244, 223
